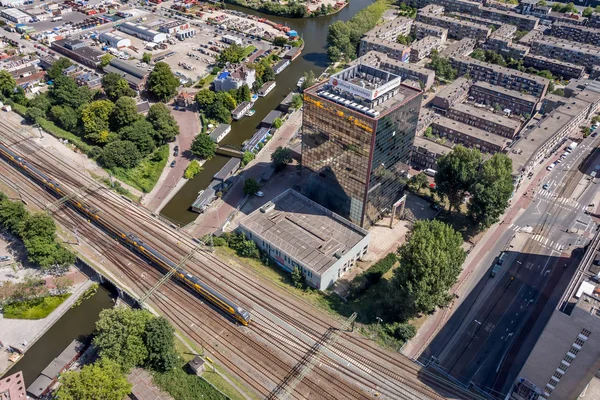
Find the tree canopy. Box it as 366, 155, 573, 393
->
56, 359, 132, 400
111, 97, 139, 131
101, 140, 142, 169
271, 147, 292, 171
0, 70, 16, 98
47, 57, 73, 80
101, 73, 136, 102
119, 119, 156, 155
428, 50, 457, 82
81, 100, 115, 144
146, 103, 179, 143
147, 62, 179, 101
49, 75, 92, 110
435, 145, 482, 211
216, 43, 245, 66
190, 133, 216, 160
144, 317, 178, 372
243, 178, 260, 195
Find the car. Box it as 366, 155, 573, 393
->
0, 255, 11, 262
430, 203, 441, 211
174, 145, 179, 152
255, 191, 264, 197
543, 183, 550, 190
174, 149, 179, 157
170, 160, 176, 168
556, 158, 561, 163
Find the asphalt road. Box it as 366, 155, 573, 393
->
421, 134, 600, 398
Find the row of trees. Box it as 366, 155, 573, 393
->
0, 193, 75, 270
225, 0, 307, 17
195, 85, 251, 124
248, 56, 277, 91
326, 0, 389, 62
428, 50, 457, 82
56, 308, 179, 399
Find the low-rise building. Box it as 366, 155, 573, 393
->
470, 81, 538, 117
412, 136, 453, 170
446, 103, 522, 139
232, 101, 252, 120
416, 10, 491, 41
176, 29, 197, 40
0, 371, 26, 399
410, 36, 443, 62
431, 115, 511, 153
258, 80, 276, 97
214, 66, 256, 92
549, 22, 600, 46
439, 37, 476, 58
209, 124, 231, 143
159, 21, 191, 34
412, 22, 448, 41
523, 54, 585, 80
51, 39, 104, 68
530, 38, 600, 72
272, 59, 290, 75
283, 46, 302, 61
118, 22, 167, 43
358, 36, 411, 62
103, 58, 149, 91
260, 110, 282, 128
1, 8, 29, 23
589, 12, 600, 29
430, 77, 471, 111
358, 51, 435, 90
450, 56, 549, 98
222, 34, 243, 46
238, 189, 370, 291
98, 32, 130, 49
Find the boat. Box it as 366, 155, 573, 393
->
246, 109, 256, 117
250, 94, 259, 103
297, 76, 305, 88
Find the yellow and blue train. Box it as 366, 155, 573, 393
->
0, 142, 251, 325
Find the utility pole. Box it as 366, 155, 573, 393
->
45, 182, 100, 212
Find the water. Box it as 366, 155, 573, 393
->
160, 0, 375, 225
4, 285, 115, 387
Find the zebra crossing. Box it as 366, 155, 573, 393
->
506, 223, 564, 251
535, 192, 589, 212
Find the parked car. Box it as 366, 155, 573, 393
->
543, 183, 549, 190
170, 160, 176, 168
256, 191, 264, 197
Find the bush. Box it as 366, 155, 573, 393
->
384, 322, 417, 342
241, 151, 254, 167
223, 232, 259, 258
110, 145, 169, 193
3, 294, 71, 319
350, 253, 397, 299
153, 367, 227, 400
184, 160, 203, 179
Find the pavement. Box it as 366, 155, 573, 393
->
406, 132, 600, 396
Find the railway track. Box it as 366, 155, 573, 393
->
0, 117, 482, 399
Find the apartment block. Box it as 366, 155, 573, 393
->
470, 82, 538, 117
545, 12, 588, 26
589, 12, 600, 29
450, 56, 549, 98
358, 51, 435, 90
363, 17, 414, 41
412, 136, 453, 170
410, 36, 444, 62
408, 0, 480, 14
518, 28, 545, 45
439, 37, 476, 58
530, 39, 600, 72
523, 54, 585, 80
430, 77, 472, 111
416, 10, 491, 41
431, 115, 510, 153
449, 12, 502, 29
446, 103, 522, 139
548, 23, 600, 46
483, 25, 530, 59
359, 36, 411, 62
412, 22, 448, 41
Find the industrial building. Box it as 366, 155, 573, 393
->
159, 21, 191, 34
238, 189, 370, 291
98, 32, 131, 49
1, 8, 29, 23
222, 34, 243, 46
302, 63, 422, 227
118, 22, 167, 43
470, 81, 538, 117
103, 58, 149, 91
51, 39, 105, 68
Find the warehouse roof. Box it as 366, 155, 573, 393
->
240, 189, 368, 274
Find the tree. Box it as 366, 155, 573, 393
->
216, 43, 245, 66
195, 89, 216, 109
273, 36, 288, 46
111, 97, 139, 131
396, 34, 413, 45
25, 107, 45, 123
47, 57, 72, 80
291, 267, 305, 289
190, 133, 216, 160
0, 70, 16, 98
408, 172, 428, 193
147, 62, 179, 101
537, 0, 547, 5
435, 145, 482, 212
50, 105, 79, 132
101, 140, 142, 169
205, 100, 232, 124
102, 73, 136, 102
241, 151, 254, 167
470, 48, 486, 61
184, 159, 203, 179
327, 46, 342, 62
119, 119, 156, 155
300, 70, 316, 91
243, 178, 260, 195
146, 103, 179, 143
49, 75, 92, 110
271, 147, 292, 171
142, 52, 152, 64
216, 91, 237, 111
583, 6, 593, 17
24, 236, 75, 270
81, 100, 115, 143
291, 94, 303, 109
144, 317, 178, 372
272, 117, 283, 129
0, 198, 27, 234
100, 53, 114, 68
93, 308, 154, 370
428, 51, 457, 82
54, 276, 73, 295
468, 153, 514, 229
56, 359, 132, 400
19, 213, 56, 241
237, 84, 251, 103
389, 220, 465, 319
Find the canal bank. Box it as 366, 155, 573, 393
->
160, 0, 376, 225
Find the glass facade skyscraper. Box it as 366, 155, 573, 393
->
302, 64, 422, 228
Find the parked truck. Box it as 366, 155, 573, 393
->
567, 142, 578, 152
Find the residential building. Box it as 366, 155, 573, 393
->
530, 39, 600, 72
482, 24, 530, 59
302, 63, 422, 227
98, 32, 131, 49
75, 72, 102, 89
175, 91, 195, 108
416, 10, 491, 41
591, 65, 600, 80
470, 81, 538, 116
0, 8, 29, 23
544, 12, 587, 26
258, 80, 276, 97
103, 58, 149, 91
232, 101, 252, 120
213, 65, 255, 92
446, 103, 522, 139
283, 46, 302, 61
260, 110, 282, 128
589, 12, 600, 29
358, 36, 411, 62
412, 22, 448, 41
518, 28, 546, 45
358, 51, 435, 91
448, 12, 501, 30
118, 22, 166, 43
523, 54, 585, 80
272, 59, 290, 75
243, 127, 270, 152
438, 37, 476, 58
363, 16, 414, 41
450, 56, 549, 98
51, 39, 104, 68
412, 136, 453, 170
238, 189, 370, 291
0, 371, 26, 399
430, 77, 471, 111
549, 23, 600, 46
431, 115, 510, 153
209, 124, 231, 143
410, 36, 444, 62
517, 0, 550, 17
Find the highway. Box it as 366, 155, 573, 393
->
421, 134, 600, 398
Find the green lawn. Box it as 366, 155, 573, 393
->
110, 145, 169, 193
3, 294, 71, 319
153, 367, 228, 400
242, 45, 257, 59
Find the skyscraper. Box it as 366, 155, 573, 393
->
301, 63, 422, 227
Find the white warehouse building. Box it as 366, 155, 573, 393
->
238, 189, 370, 290
98, 32, 131, 49
118, 22, 166, 44
1, 8, 29, 23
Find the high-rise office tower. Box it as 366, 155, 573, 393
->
301, 63, 422, 227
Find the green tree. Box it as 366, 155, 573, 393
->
25, 107, 45, 123
216, 91, 237, 111
195, 88, 216, 109
49, 105, 79, 133
56, 359, 132, 400
396, 34, 413, 45
93, 308, 154, 370
142, 52, 152, 64
237, 84, 251, 103
111, 97, 139, 131
184, 159, 203, 179
583, 6, 593, 17
49, 75, 92, 110
47, 57, 72, 80
428, 51, 457, 82
19, 213, 56, 241
272, 117, 283, 129
537, 0, 547, 5
24, 236, 75, 270
146, 103, 179, 143
0, 70, 16, 98
144, 317, 178, 372
147, 62, 179, 101
243, 178, 260, 195
29, 93, 52, 114
470, 48, 486, 61
190, 133, 217, 160
205, 100, 232, 124
300, 70, 316, 91
119, 119, 156, 155
101, 73, 136, 102
389, 220, 465, 319
273, 36, 288, 46
408, 172, 428, 193
435, 145, 482, 212
241, 151, 254, 167
291, 93, 303, 109
101, 140, 142, 169
81, 100, 115, 144
216, 43, 245, 66
0, 198, 27, 234
271, 146, 292, 171
468, 153, 514, 229
327, 46, 342, 62
291, 267, 305, 289
100, 53, 114, 68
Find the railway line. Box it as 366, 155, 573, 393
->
0, 116, 483, 399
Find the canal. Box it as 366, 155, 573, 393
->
4, 285, 115, 387
160, 0, 375, 225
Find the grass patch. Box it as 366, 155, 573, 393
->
203, 365, 257, 400
3, 294, 71, 319
153, 366, 228, 400
242, 45, 257, 58
110, 145, 169, 193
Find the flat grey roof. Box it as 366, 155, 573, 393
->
452, 56, 550, 86
413, 135, 453, 156
450, 103, 522, 130
471, 81, 539, 103
262, 110, 282, 125
27, 374, 53, 397
434, 77, 471, 100
213, 157, 239, 181
433, 116, 511, 147
240, 189, 368, 274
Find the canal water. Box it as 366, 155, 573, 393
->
4, 285, 115, 387
160, 0, 375, 225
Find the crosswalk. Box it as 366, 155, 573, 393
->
507, 223, 564, 251
535, 192, 589, 212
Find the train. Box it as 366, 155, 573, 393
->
0, 142, 251, 326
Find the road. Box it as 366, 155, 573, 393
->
420, 134, 600, 397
